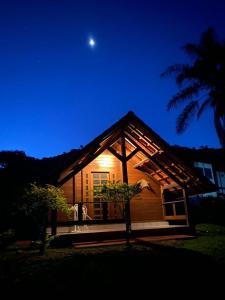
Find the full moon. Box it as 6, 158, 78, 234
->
89, 38, 96, 47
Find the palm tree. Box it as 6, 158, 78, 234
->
161, 28, 225, 147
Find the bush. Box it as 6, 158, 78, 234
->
49, 235, 74, 248
189, 196, 225, 226
0, 229, 15, 249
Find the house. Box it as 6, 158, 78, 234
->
171, 146, 225, 198
51, 111, 215, 235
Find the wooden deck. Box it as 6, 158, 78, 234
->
48, 221, 194, 247
48, 221, 172, 234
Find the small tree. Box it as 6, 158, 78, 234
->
21, 183, 70, 254
98, 182, 142, 246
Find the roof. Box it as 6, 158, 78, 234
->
58, 111, 216, 195
170, 146, 225, 171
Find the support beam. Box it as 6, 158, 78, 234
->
133, 157, 149, 168
81, 169, 84, 203
121, 133, 131, 246
59, 131, 122, 185
125, 132, 185, 189
107, 146, 123, 161
182, 188, 190, 226
126, 148, 139, 162
72, 175, 75, 205
51, 210, 57, 236
121, 134, 128, 183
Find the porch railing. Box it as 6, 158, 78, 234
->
55, 201, 125, 226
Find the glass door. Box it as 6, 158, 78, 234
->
92, 172, 109, 220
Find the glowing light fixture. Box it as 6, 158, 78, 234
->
98, 154, 113, 168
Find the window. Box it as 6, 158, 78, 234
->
204, 168, 213, 180
195, 166, 204, 177
216, 171, 225, 195
194, 162, 215, 183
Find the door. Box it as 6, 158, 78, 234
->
92, 172, 109, 220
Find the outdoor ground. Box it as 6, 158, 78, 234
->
0, 224, 224, 297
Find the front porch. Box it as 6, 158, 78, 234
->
48, 221, 185, 234
47, 221, 193, 247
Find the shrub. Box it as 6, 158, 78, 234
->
189, 196, 225, 226
0, 229, 15, 250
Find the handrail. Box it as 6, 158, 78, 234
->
72, 200, 125, 204
163, 199, 184, 205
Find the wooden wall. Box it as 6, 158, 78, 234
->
59, 149, 163, 222
127, 161, 163, 221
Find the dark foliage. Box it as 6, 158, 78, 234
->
162, 27, 225, 147
189, 196, 225, 226
171, 145, 225, 171
0, 149, 80, 237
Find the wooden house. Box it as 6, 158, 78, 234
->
52, 111, 214, 235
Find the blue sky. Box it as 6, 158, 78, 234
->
1, 0, 225, 158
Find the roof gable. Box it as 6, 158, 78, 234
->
58, 111, 215, 194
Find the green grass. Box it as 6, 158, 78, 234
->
176, 223, 225, 264
1, 224, 225, 296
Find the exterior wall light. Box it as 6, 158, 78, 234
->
97, 154, 113, 168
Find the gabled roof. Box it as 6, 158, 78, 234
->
58, 111, 216, 195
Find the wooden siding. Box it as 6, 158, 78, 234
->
60, 149, 163, 222
127, 160, 163, 221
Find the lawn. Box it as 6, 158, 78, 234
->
0, 224, 224, 297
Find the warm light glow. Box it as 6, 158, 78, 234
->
97, 154, 113, 168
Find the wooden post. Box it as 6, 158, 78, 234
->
78, 203, 83, 224
81, 170, 84, 203
121, 134, 131, 246
182, 188, 190, 226
102, 202, 108, 221
121, 134, 128, 183
51, 209, 57, 236
72, 175, 75, 205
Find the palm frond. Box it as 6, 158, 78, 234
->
182, 43, 201, 57
175, 65, 195, 86
160, 64, 184, 78
176, 101, 199, 134
197, 98, 211, 119
214, 106, 225, 147
167, 84, 201, 111
200, 27, 217, 48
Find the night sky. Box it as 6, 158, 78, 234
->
1, 0, 225, 158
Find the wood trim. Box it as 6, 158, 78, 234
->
125, 132, 185, 188
126, 148, 139, 162
107, 146, 123, 161
133, 158, 149, 168
163, 215, 187, 220
59, 130, 122, 185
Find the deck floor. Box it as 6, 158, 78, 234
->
48, 221, 186, 235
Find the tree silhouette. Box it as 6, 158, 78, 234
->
162, 28, 225, 147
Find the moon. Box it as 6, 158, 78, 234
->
88, 38, 96, 47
